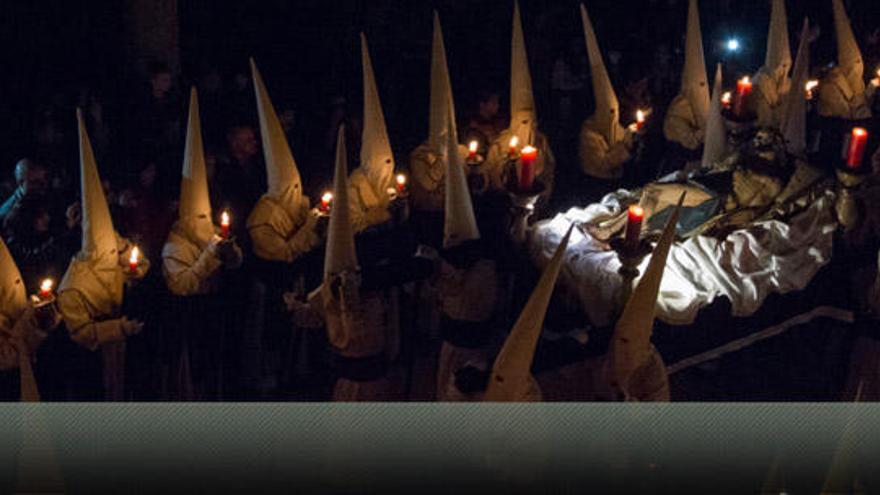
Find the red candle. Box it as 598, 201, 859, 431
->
467, 140, 478, 160
518, 145, 537, 191
733, 77, 752, 116
39, 278, 54, 301
395, 173, 407, 195
635, 110, 646, 131
220, 211, 231, 239
129, 246, 140, 274
320, 191, 333, 213
721, 91, 732, 109
624, 205, 644, 254
846, 127, 869, 169
508, 135, 519, 159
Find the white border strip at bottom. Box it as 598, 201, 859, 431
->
667, 306, 855, 375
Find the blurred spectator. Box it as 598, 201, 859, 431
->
464, 90, 505, 149
216, 124, 265, 237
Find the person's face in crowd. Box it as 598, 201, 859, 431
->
33, 209, 50, 234
228, 127, 258, 161
151, 71, 173, 97
140, 163, 157, 189
16, 162, 50, 197
479, 94, 500, 119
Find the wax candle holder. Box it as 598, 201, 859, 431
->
507, 180, 546, 244
609, 236, 654, 311
389, 190, 411, 226
32, 295, 57, 330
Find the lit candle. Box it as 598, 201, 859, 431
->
846, 127, 868, 169
220, 210, 231, 239
508, 135, 520, 159
518, 145, 537, 191
733, 76, 752, 116
635, 109, 646, 131
320, 191, 333, 213
129, 246, 140, 274
468, 140, 478, 160
39, 278, 54, 300
721, 91, 733, 109
624, 205, 645, 255
395, 173, 407, 195
805, 80, 819, 100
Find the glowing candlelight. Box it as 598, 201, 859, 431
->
635, 109, 646, 131
220, 210, 231, 239
846, 127, 868, 169
733, 76, 752, 116
624, 205, 645, 255
395, 173, 407, 194
805, 80, 819, 100
468, 140, 478, 160
129, 246, 140, 274
320, 191, 333, 213
721, 91, 733, 109
518, 145, 537, 191
508, 135, 520, 159
39, 278, 54, 300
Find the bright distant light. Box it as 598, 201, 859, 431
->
726, 39, 740, 52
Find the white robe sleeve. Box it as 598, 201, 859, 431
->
663, 95, 702, 150
578, 127, 630, 179
57, 290, 125, 351
162, 240, 224, 296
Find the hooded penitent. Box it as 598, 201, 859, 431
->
483, 225, 573, 402
59, 109, 125, 317
509, 0, 537, 144
0, 235, 41, 400
781, 19, 811, 157
443, 109, 480, 250
429, 11, 455, 153
250, 58, 303, 218
325, 125, 359, 280
177, 87, 215, 247
751, 0, 792, 127
0, 235, 27, 338
581, 4, 621, 144
832, 0, 865, 97
764, 0, 792, 84
681, 0, 710, 130
701, 64, 728, 168
607, 193, 685, 400
359, 32, 395, 200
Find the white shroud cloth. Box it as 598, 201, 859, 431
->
528, 191, 836, 326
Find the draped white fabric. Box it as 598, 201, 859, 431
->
529, 191, 837, 326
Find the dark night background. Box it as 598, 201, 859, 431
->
1, 0, 877, 185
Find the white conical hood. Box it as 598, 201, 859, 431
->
0, 236, 27, 329
251, 58, 303, 211
832, 0, 864, 93
764, 0, 792, 78
610, 193, 685, 394
429, 11, 456, 152
782, 19, 811, 157
178, 87, 215, 245
682, 0, 710, 129
509, 0, 537, 142
701, 64, 728, 168
324, 125, 358, 280
360, 33, 395, 194
443, 112, 479, 249
484, 225, 573, 402
581, 4, 620, 143
77, 108, 116, 259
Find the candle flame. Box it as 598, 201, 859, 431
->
721, 91, 732, 104
395, 173, 407, 186
221, 211, 230, 227
40, 278, 53, 293
129, 246, 140, 265
509, 135, 519, 149
853, 127, 868, 137
739, 76, 751, 85
322, 192, 333, 203
636, 109, 646, 123
805, 80, 819, 92
468, 140, 478, 153
521, 145, 537, 155
629, 205, 645, 219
